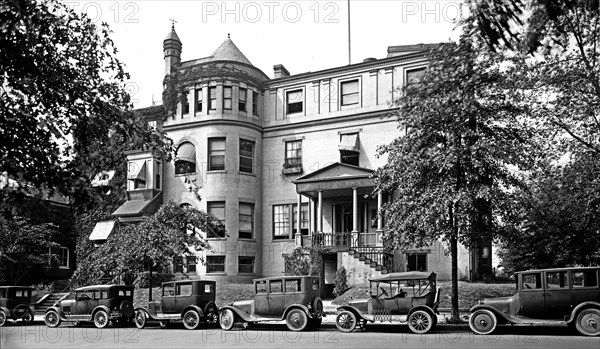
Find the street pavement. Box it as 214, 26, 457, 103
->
2, 316, 599, 349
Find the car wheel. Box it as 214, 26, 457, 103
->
408, 310, 433, 334
44, 310, 61, 328
159, 320, 169, 329
335, 310, 357, 332
309, 316, 323, 329
286, 308, 308, 332
0, 310, 7, 327
219, 309, 235, 331
134, 310, 147, 329
205, 310, 219, 327
182, 310, 200, 330
469, 309, 497, 335
575, 308, 600, 336
22, 310, 34, 325
93, 310, 109, 329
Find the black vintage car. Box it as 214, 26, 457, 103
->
44, 285, 134, 328
469, 266, 600, 336
219, 276, 324, 332
133, 280, 218, 330
0, 286, 35, 326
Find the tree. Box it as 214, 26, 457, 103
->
283, 246, 322, 276
0, 0, 169, 196
71, 201, 225, 298
498, 154, 600, 273
375, 20, 535, 321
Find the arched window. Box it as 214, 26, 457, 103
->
175, 142, 196, 175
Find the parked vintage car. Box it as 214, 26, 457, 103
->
0, 286, 35, 326
469, 266, 600, 336
219, 276, 324, 331
44, 285, 134, 328
133, 280, 218, 330
334, 271, 441, 334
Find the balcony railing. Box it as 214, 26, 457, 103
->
311, 232, 355, 250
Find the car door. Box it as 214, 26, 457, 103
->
175, 283, 193, 312
544, 271, 571, 319
162, 283, 176, 313
254, 280, 269, 315
267, 280, 285, 316
519, 272, 546, 318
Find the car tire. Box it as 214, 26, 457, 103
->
469, 309, 497, 335
205, 310, 219, 328
182, 310, 200, 330
93, 310, 109, 329
134, 310, 147, 329
575, 308, 600, 337
219, 309, 235, 331
159, 320, 169, 329
335, 310, 357, 332
22, 310, 34, 325
0, 310, 7, 327
408, 310, 433, 334
309, 316, 323, 329
286, 308, 308, 332
44, 310, 61, 328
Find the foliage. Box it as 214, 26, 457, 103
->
0, 0, 171, 197
498, 154, 600, 273
375, 19, 535, 319
0, 203, 59, 285
71, 201, 225, 286
333, 266, 350, 297
136, 272, 174, 288
283, 246, 322, 276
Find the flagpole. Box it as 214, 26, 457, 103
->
347, 0, 351, 65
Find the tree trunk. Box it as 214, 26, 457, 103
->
451, 232, 459, 322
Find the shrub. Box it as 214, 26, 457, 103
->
333, 266, 350, 297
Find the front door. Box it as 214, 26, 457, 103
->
519, 272, 545, 317
544, 271, 572, 319
334, 203, 365, 233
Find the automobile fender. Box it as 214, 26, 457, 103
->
133, 307, 156, 320
283, 304, 313, 320
92, 305, 112, 320
408, 305, 436, 318
44, 306, 68, 321
181, 305, 204, 319
0, 306, 9, 319
566, 301, 600, 324
203, 302, 218, 315
335, 305, 373, 322
469, 304, 513, 324
11, 303, 32, 318
219, 305, 255, 322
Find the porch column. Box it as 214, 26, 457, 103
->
309, 198, 314, 235
295, 193, 302, 246
352, 187, 358, 233
377, 191, 383, 232
317, 190, 323, 232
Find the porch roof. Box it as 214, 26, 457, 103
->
292, 162, 376, 199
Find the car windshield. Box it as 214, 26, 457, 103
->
369, 278, 433, 298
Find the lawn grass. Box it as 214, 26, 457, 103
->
332, 281, 517, 309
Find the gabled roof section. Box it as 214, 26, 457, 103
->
210, 36, 252, 65
294, 162, 374, 183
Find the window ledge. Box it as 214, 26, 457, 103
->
207, 170, 227, 174
237, 273, 256, 276
238, 238, 256, 242
238, 172, 256, 177
206, 272, 227, 276
175, 172, 197, 177
207, 237, 227, 241
272, 239, 294, 242
58, 266, 70, 270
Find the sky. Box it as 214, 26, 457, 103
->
69, 0, 465, 108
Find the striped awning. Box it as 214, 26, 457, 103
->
176, 143, 196, 163
338, 133, 359, 152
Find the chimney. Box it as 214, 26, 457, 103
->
273, 64, 290, 79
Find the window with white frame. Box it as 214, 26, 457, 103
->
239, 202, 254, 239
223, 86, 232, 110
49, 246, 69, 269
182, 92, 190, 115
407, 253, 427, 272
273, 204, 291, 239
406, 68, 426, 86
207, 256, 225, 273
208, 138, 226, 171
238, 256, 254, 274
340, 79, 359, 106
207, 201, 226, 238
292, 203, 309, 235
286, 89, 303, 115
285, 140, 302, 167
195, 88, 203, 112
252, 91, 259, 116
209, 87, 217, 110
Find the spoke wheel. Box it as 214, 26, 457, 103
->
408, 310, 433, 334
219, 309, 235, 331
286, 308, 308, 332
469, 309, 497, 335
22, 310, 34, 325
205, 311, 218, 327
93, 310, 109, 329
0, 310, 6, 327
159, 320, 169, 329
182, 310, 200, 330
134, 310, 147, 329
575, 308, 600, 337
44, 310, 61, 328
335, 310, 357, 333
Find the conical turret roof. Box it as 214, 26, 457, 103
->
210, 34, 252, 65
164, 25, 181, 42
